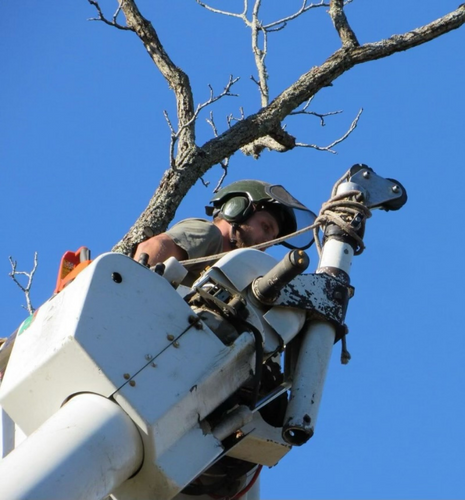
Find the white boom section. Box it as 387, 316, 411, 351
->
0, 393, 143, 500
282, 320, 336, 444
0, 251, 275, 500
0, 166, 405, 500
283, 225, 355, 443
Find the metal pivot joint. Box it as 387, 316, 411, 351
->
341, 164, 407, 211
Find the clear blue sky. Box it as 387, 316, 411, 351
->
1, 2, 464, 499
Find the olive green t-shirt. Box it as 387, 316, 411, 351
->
166, 218, 223, 286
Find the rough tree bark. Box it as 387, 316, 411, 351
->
89, 1, 465, 257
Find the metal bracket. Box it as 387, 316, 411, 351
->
341, 164, 407, 210
274, 273, 354, 327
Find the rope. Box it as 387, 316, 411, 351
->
179, 176, 371, 269
177, 224, 318, 268
313, 189, 372, 256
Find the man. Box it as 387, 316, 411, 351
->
134, 179, 315, 285
134, 180, 315, 496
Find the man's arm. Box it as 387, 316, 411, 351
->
133, 234, 188, 267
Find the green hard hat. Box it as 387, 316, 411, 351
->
206, 179, 316, 250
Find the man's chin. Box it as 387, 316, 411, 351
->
235, 236, 252, 249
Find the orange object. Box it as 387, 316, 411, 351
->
54, 246, 92, 294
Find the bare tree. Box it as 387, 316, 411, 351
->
87, 0, 465, 256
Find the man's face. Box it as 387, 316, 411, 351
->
235, 210, 280, 249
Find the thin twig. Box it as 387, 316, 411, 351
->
112, 1, 125, 25
264, 0, 329, 30
250, 75, 261, 88
163, 77, 239, 166
87, 0, 134, 31
163, 110, 177, 168
213, 162, 229, 192
227, 107, 245, 128
207, 111, 231, 188
187, 75, 240, 127
206, 111, 219, 136
195, 0, 247, 21
296, 108, 363, 153
9, 252, 39, 315
291, 104, 344, 126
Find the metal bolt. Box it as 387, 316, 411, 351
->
138, 253, 149, 267
167, 334, 175, 341
392, 185, 400, 193
145, 354, 152, 361
188, 315, 203, 329
151, 362, 157, 368
129, 380, 136, 387
188, 315, 199, 324
173, 341, 180, 348
112, 272, 123, 283
362, 170, 371, 179
123, 373, 130, 380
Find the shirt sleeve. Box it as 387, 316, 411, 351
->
166, 218, 223, 260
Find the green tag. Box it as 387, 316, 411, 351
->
18, 314, 35, 336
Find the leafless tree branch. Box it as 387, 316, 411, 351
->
108, 3, 465, 257
187, 76, 240, 128
296, 108, 363, 153
206, 111, 219, 136
195, 0, 332, 155
227, 108, 245, 128
119, 0, 197, 159
87, 0, 134, 31
112, 1, 126, 24
213, 163, 229, 192
241, 127, 297, 158
291, 99, 344, 126
207, 111, 231, 187
163, 110, 177, 168
329, 0, 359, 47
162, 77, 239, 167
195, 0, 247, 20
252, 5, 269, 106
195, 0, 318, 107
264, 0, 329, 30
8, 253, 39, 315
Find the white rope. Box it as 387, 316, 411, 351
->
180, 169, 371, 267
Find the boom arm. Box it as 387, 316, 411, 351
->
0, 165, 406, 500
